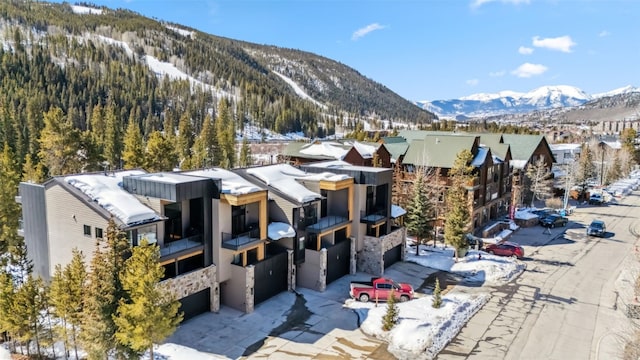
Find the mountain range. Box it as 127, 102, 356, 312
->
417, 85, 640, 119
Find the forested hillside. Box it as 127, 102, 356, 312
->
0, 1, 435, 180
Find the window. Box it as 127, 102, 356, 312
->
83, 225, 91, 236
95, 227, 103, 239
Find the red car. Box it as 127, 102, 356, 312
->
485, 241, 524, 259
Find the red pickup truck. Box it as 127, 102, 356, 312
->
349, 277, 414, 303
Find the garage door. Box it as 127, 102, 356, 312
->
179, 288, 210, 321
383, 244, 402, 269
326, 239, 350, 284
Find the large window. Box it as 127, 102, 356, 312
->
137, 224, 157, 245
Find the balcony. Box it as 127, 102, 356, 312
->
360, 209, 387, 225
306, 214, 350, 233
159, 234, 203, 259
222, 228, 262, 251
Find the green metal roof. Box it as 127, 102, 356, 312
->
402, 135, 478, 168
501, 134, 547, 161
383, 142, 409, 161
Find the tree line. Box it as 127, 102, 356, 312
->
0, 219, 182, 359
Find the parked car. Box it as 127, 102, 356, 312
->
540, 214, 568, 228
349, 277, 414, 303
466, 233, 484, 249
485, 241, 525, 259
589, 193, 605, 205
532, 208, 553, 218
587, 220, 607, 237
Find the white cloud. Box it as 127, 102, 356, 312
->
598, 30, 611, 38
471, 0, 530, 8
466, 79, 479, 86
511, 62, 548, 78
489, 70, 506, 77
351, 23, 386, 41
518, 46, 534, 55
532, 35, 576, 53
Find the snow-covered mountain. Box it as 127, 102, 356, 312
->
417, 85, 640, 118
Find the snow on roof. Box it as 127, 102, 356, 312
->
549, 143, 582, 151
65, 170, 162, 226
186, 169, 262, 195
246, 164, 349, 203
71, 5, 103, 15
304, 160, 390, 173
510, 159, 528, 169
351, 141, 376, 159
268, 222, 296, 240
471, 147, 488, 166
391, 205, 406, 218
604, 140, 622, 150
299, 141, 349, 159
247, 165, 322, 203
492, 155, 504, 165
514, 210, 538, 220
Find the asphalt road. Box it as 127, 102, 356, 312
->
438, 192, 640, 360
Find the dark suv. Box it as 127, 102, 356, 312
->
587, 220, 606, 237
540, 214, 568, 228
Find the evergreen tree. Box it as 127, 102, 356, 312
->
238, 138, 253, 167
432, 278, 442, 308
575, 144, 596, 201
0, 143, 21, 257
104, 103, 123, 169
192, 114, 216, 168
215, 99, 235, 168
38, 107, 82, 175
122, 118, 146, 169
381, 290, 399, 331
22, 153, 45, 183
0, 270, 18, 353
525, 158, 554, 207
13, 274, 48, 358
177, 112, 194, 169
405, 168, 433, 255
50, 249, 86, 359
80, 219, 134, 360
444, 150, 473, 261
145, 130, 177, 172
114, 239, 183, 360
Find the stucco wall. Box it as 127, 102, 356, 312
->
160, 265, 219, 312
296, 249, 326, 291
220, 263, 255, 313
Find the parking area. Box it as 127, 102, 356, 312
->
165, 261, 439, 359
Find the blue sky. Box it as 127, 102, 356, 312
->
52, 0, 639, 101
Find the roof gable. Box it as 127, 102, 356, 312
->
403, 135, 479, 168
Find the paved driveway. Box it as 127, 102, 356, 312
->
166, 262, 439, 359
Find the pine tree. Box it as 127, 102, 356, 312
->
406, 168, 433, 255
381, 290, 399, 331
38, 107, 82, 175
13, 274, 48, 358
432, 278, 442, 308
22, 153, 45, 183
444, 150, 473, 261
114, 239, 183, 360
122, 118, 146, 169
238, 138, 253, 167
145, 130, 177, 172
192, 114, 216, 168
104, 103, 123, 169
0, 143, 22, 257
525, 157, 554, 207
0, 270, 18, 353
80, 219, 134, 359
216, 99, 235, 168
575, 144, 595, 201
177, 112, 194, 169
50, 249, 86, 359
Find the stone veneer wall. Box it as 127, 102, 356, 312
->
357, 227, 406, 276
350, 237, 357, 274
244, 265, 255, 313
287, 249, 296, 291
160, 265, 219, 313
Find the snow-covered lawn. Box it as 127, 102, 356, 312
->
343, 241, 525, 359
